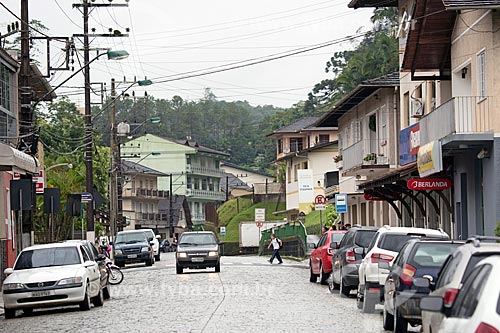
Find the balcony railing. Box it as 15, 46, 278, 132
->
185, 188, 226, 201
419, 96, 493, 146
134, 188, 169, 198
186, 165, 225, 177
342, 139, 390, 172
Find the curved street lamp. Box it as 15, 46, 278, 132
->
45, 163, 73, 172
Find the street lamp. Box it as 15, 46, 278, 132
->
45, 163, 73, 172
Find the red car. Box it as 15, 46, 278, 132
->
310, 230, 347, 284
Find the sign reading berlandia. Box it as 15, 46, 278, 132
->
407, 178, 452, 191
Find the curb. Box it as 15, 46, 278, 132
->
282, 256, 306, 262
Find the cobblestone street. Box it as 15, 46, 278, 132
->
1, 254, 390, 333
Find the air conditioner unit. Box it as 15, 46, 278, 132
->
411, 98, 423, 118
283, 148, 290, 154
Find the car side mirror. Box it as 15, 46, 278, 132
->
84, 260, 95, 268
378, 261, 391, 270
413, 277, 430, 288
420, 296, 445, 314
149, 237, 154, 242
4, 268, 13, 276
96, 254, 106, 261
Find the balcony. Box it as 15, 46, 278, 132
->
341, 139, 391, 178
134, 188, 169, 198
185, 188, 226, 201
186, 165, 225, 177
134, 212, 167, 225
191, 214, 206, 224
419, 96, 493, 147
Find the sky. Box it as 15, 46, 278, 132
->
0, 0, 374, 108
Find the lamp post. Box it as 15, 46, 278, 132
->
45, 163, 73, 172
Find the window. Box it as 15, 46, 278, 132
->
451, 264, 491, 318
287, 165, 291, 183
278, 138, 283, 154
139, 203, 143, 213
435, 252, 462, 288
290, 138, 303, 152
302, 161, 308, 169
202, 178, 208, 190
194, 178, 200, 190
477, 51, 486, 97
80, 246, 90, 262
187, 177, 192, 189
0, 63, 11, 110
317, 234, 328, 247
151, 203, 155, 213
293, 164, 298, 182
319, 134, 329, 144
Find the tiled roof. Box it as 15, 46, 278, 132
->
348, 0, 397, 9
173, 138, 230, 158
442, 0, 500, 9
221, 161, 273, 178
270, 116, 321, 135
121, 160, 165, 176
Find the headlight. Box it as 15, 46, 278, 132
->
3, 283, 25, 290
177, 252, 187, 258
114, 249, 123, 255
57, 276, 83, 286
141, 247, 150, 252
208, 251, 218, 257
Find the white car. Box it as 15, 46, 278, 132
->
420, 255, 500, 333
141, 229, 161, 261
2, 242, 104, 319
357, 226, 449, 313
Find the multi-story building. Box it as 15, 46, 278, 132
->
348, 0, 500, 237
120, 134, 229, 227
315, 73, 400, 227
268, 117, 339, 220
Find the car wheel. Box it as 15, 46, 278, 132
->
394, 307, 408, 333
92, 287, 104, 307
103, 283, 111, 300
215, 262, 221, 273
362, 283, 376, 313
309, 262, 318, 283
155, 253, 161, 261
4, 308, 16, 319
383, 306, 394, 331
79, 283, 92, 311
339, 270, 351, 297
320, 263, 330, 285
176, 263, 183, 274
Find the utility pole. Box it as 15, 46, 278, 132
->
109, 78, 117, 240
18, 0, 32, 153
72, 0, 129, 241
169, 174, 174, 238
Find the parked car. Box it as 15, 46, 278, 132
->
357, 226, 449, 313
160, 239, 174, 253
140, 228, 161, 261
309, 230, 346, 285
65, 239, 111, 300
2, 242, 105, 319
382, 239, 462, 333
113, 230, 155, 267
176, 231, 221, 274
305, 234, 320, 257
421, 236, 500, 333
330, 226, 380, 297
420, 255, 500, 333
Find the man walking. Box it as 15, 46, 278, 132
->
267, 233, 283, 264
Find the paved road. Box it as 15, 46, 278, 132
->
1, 253, 394, 333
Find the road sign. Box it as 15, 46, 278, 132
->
315, 204, 326, 211
220, 226, 226, 236
256, 221, 264, 228
335, 194, 348, 213
81, 192, 93, 203
314, 195, 326, 205
34, 170, 45, 194
255, 208, 265, 223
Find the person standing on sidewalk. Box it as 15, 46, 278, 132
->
267, 233, 283, 264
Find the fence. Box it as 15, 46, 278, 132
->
259, 221, 307, 258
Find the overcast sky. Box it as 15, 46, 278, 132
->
0, 0, 373, 108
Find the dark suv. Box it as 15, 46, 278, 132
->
382, 239, 462, 333
330, 226, 380, 297
113, 230, 154, 267
176, 231, 221, 274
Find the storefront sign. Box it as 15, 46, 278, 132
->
364, 193, 384, 201
417, 141, 443, 177
407, 178, 451, 191
399, 123, 420, 166
298, 169, 314, 212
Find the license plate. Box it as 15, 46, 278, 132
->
128, 254, 137, 259
31, 290, 52, 297
191, 257, 204, 263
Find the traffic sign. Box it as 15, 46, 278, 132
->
220, 226, 226, 236
335, 194, 348, 213
81, 192, 93, 203
256, 221, 264, 228
315, 204, 326, 211
255, 208, 265, 222
314, 195, 326, 205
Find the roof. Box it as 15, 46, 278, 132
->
220, 172, 252, 192
348, 0, 397, 8
30, 64, 57, 102
172, 138, 230, 158
221, 161, 273, 178
401, 0, 456, 79
22, 242, 81, 251
268, 116, 321, 136
121, 160, 165, 176
316, 72, 399, 127
442, 0, 500, 9
158, 195, 193, 227
274, 141, 339, 163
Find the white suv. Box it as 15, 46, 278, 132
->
141, 229, 161, 261
357, 226, 449, 313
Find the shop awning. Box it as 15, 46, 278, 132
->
0, 143, 39, 174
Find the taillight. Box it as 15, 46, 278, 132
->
371, 253, 394, 264
443, 288, 459, 307
346, 250, 356, 264
475, 323, 499, 333
401, 264, 416, 285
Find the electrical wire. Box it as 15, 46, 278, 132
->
54, 0, 82, 29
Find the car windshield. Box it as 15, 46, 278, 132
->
15, 247, 81, 270
179, 234, 217, 245
331, 233, 345, 243
354, 230, 377, 248
115, 232, 147, 244
379, 234, 446, 252
410, 243, 461, 268
462, 253, 496, 283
